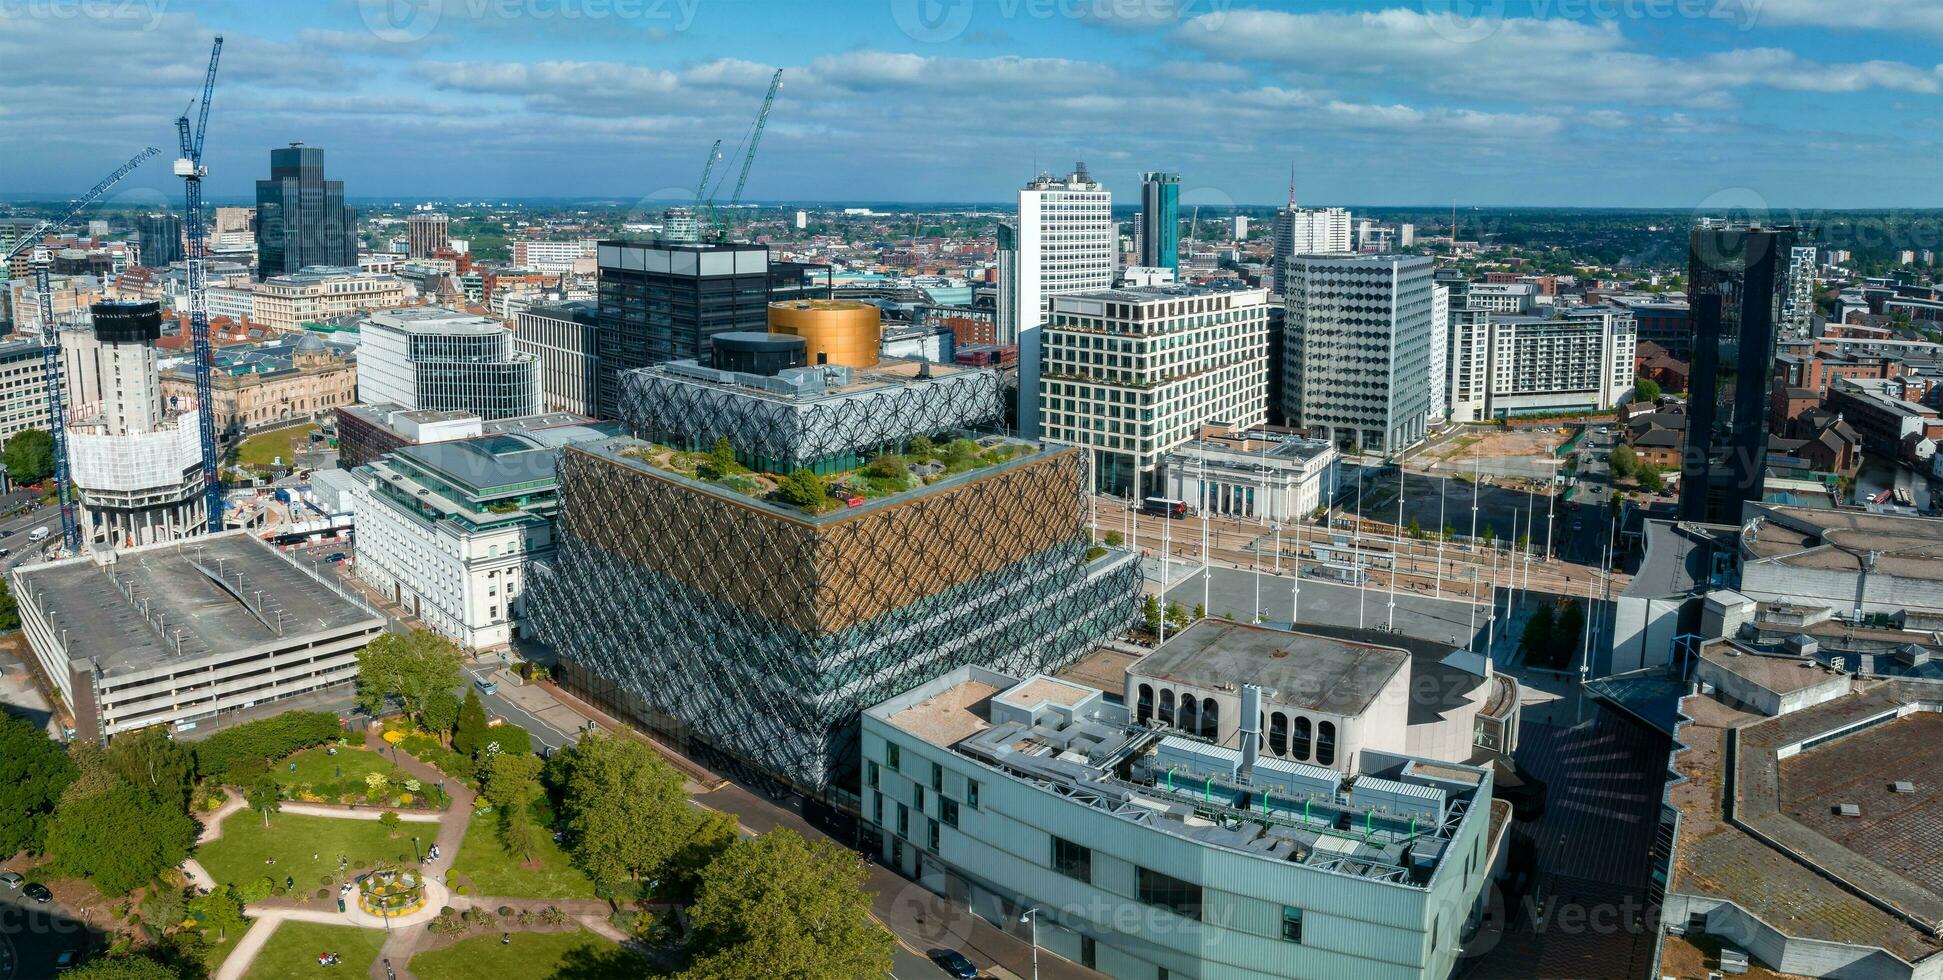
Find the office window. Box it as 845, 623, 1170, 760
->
927, 819, 940, 853
913, 785, 925, 811
1052, 836, 1091, 884
1282, 906, 1304, 943
896, 803, 908, 840
871, 792, 881, 825
931, 762, 943, 792
940, 798, 958, 828
1136, 867, 1201, 920
867, 760, 879, 789
967, 778, 979, 809
886, 742, 900, 771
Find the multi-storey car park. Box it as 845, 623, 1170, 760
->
862, 621, 1512, 980
10, 530, 385, 743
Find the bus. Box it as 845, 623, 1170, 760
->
1142, 497, 1188, 519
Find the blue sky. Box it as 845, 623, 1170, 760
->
3, 0, 1941, 208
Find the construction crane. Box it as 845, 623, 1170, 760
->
1, 147, 162, 553
708, 69, 782, 240
174, 35, 223, 534
691, 138, 722, 232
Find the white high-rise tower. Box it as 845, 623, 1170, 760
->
1000, 163, 1113, 439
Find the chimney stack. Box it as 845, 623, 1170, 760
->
1239, 684, 1263, 783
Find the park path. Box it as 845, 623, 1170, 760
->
211, 916, 280, 980
358, 726, 477, 980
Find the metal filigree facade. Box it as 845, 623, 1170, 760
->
524, 439, 1139, 790
619, 365, 1003, 475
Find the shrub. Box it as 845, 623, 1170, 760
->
430, 909, 466, 935
195, 711, 343, 782
497, 906, 515, 917
539, 906, 567, 926
316, 888, 330, 900
454, 885, 469, 896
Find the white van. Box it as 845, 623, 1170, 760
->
29, 526, 50, 543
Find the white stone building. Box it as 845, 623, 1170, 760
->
356, 307, 540, 420
1001, 164, 1114, 439
1159, 425, 1342, 523
1039, 284, 1268, 498
1445, 307, 1637, 421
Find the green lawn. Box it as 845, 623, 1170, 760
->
198, 812, 432, 889
243, 921, 387, 979
233, 423, 318, 470
454, 809, 597, 900
409, 929, 646, 980
270, 745, 440, 807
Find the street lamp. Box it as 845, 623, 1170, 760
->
412, 836, 421, 864
1019, 907, 1041, 980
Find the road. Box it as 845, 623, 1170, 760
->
0, 883, 101, 980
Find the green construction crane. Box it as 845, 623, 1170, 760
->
691, 138, 722, 232
711, 69, 782, 240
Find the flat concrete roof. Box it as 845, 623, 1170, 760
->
13, 532, 381, 677
886, 679, 1000, 749
1671, 681, 1943, 961
1747, 506, 1943, 581
1130, 620, 1407, 716
1700, 643, 1846, 697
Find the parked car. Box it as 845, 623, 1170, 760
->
55, 950, 77, 971
326, 552, 347, 563
928, 949, 978, 979
474, 678, 498, 696
24, 882, 53, 903
0, 871, 22, 889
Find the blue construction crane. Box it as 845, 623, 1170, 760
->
174, 35, 223, 533
2, 147, 162, 553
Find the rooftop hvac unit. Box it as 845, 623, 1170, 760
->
1891, 781, 1916, 794
1155, 736, 1240, 782
1835, 803, 1861, 818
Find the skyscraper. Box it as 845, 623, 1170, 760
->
1782, 244, 1818, 335
134, 213, 183, 268
407, 212, 449, 259
1001, 164, 1113, 439
1283, 254, 1436, 453
1271, 205, 1353, 293
254, 143, 357, 280
1137, 171, 1180, 272
1680, 223, 1796, 525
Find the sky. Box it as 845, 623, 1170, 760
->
2, 0, 1941, 209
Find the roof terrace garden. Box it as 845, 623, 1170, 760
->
613, 431, 1039, 518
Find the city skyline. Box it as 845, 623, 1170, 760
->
4, 1, 1942, 208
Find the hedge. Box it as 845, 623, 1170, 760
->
195, 711, 345, 781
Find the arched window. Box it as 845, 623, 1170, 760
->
1292, 717, 1312, 761
1317, 720, 1337, 766
1269, 712, 1288, 755
1178, 695, 1199, 735
1158, 689, 1175, 726
1137, 684, 1154, 725
1200, 697, 1219, 739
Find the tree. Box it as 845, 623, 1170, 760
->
140, 884, 189, 932
105, 725, 195, 812
907, 435, 936, 458
1104, 530, 1123, 547
0, 575, 17, 632
1637, 462, 1665, 493
188, 885, 247, 941
866, 454, 906, 480
47, 782, 197, 896
2, 428, 54, 486
453, 688, 490, 757
1519, 604, 1556, 660
501, 805, 540, 864
193, 711, 342, 782
775, 468, 825, 508
62, 955, 182, 980
378, 810, 402, 837
1634, 376, 1662, 402
419, 689, 461, 744
1192, 602, 1206, 621
1609, 444, 1637, 479
482, 751, 544, 813
1554, 599, 1586, 665
1164, 601, 1188, 631
0, 715, 75, 856
244, 772, 281, 828
698, 437, 738, 481
556, 733, 700, 894
681, 828, 894, 980
1481, 525, 1497, 547
1141, 595, 1162, 634
354, 629, 463, 721
1441, 523, 1456, 542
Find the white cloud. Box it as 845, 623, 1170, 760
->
1174, 7, 1942, 104
1754, 0, 1943, 41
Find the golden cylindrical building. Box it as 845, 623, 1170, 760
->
766, 299, 881, 369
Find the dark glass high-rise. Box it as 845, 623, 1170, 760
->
1680, 223, 1795, 525
254, 143, 358, 280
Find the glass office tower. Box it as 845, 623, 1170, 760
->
1680, 223, 1796, 525
254, 143, 358, 280
1138, 171, 1180, 272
